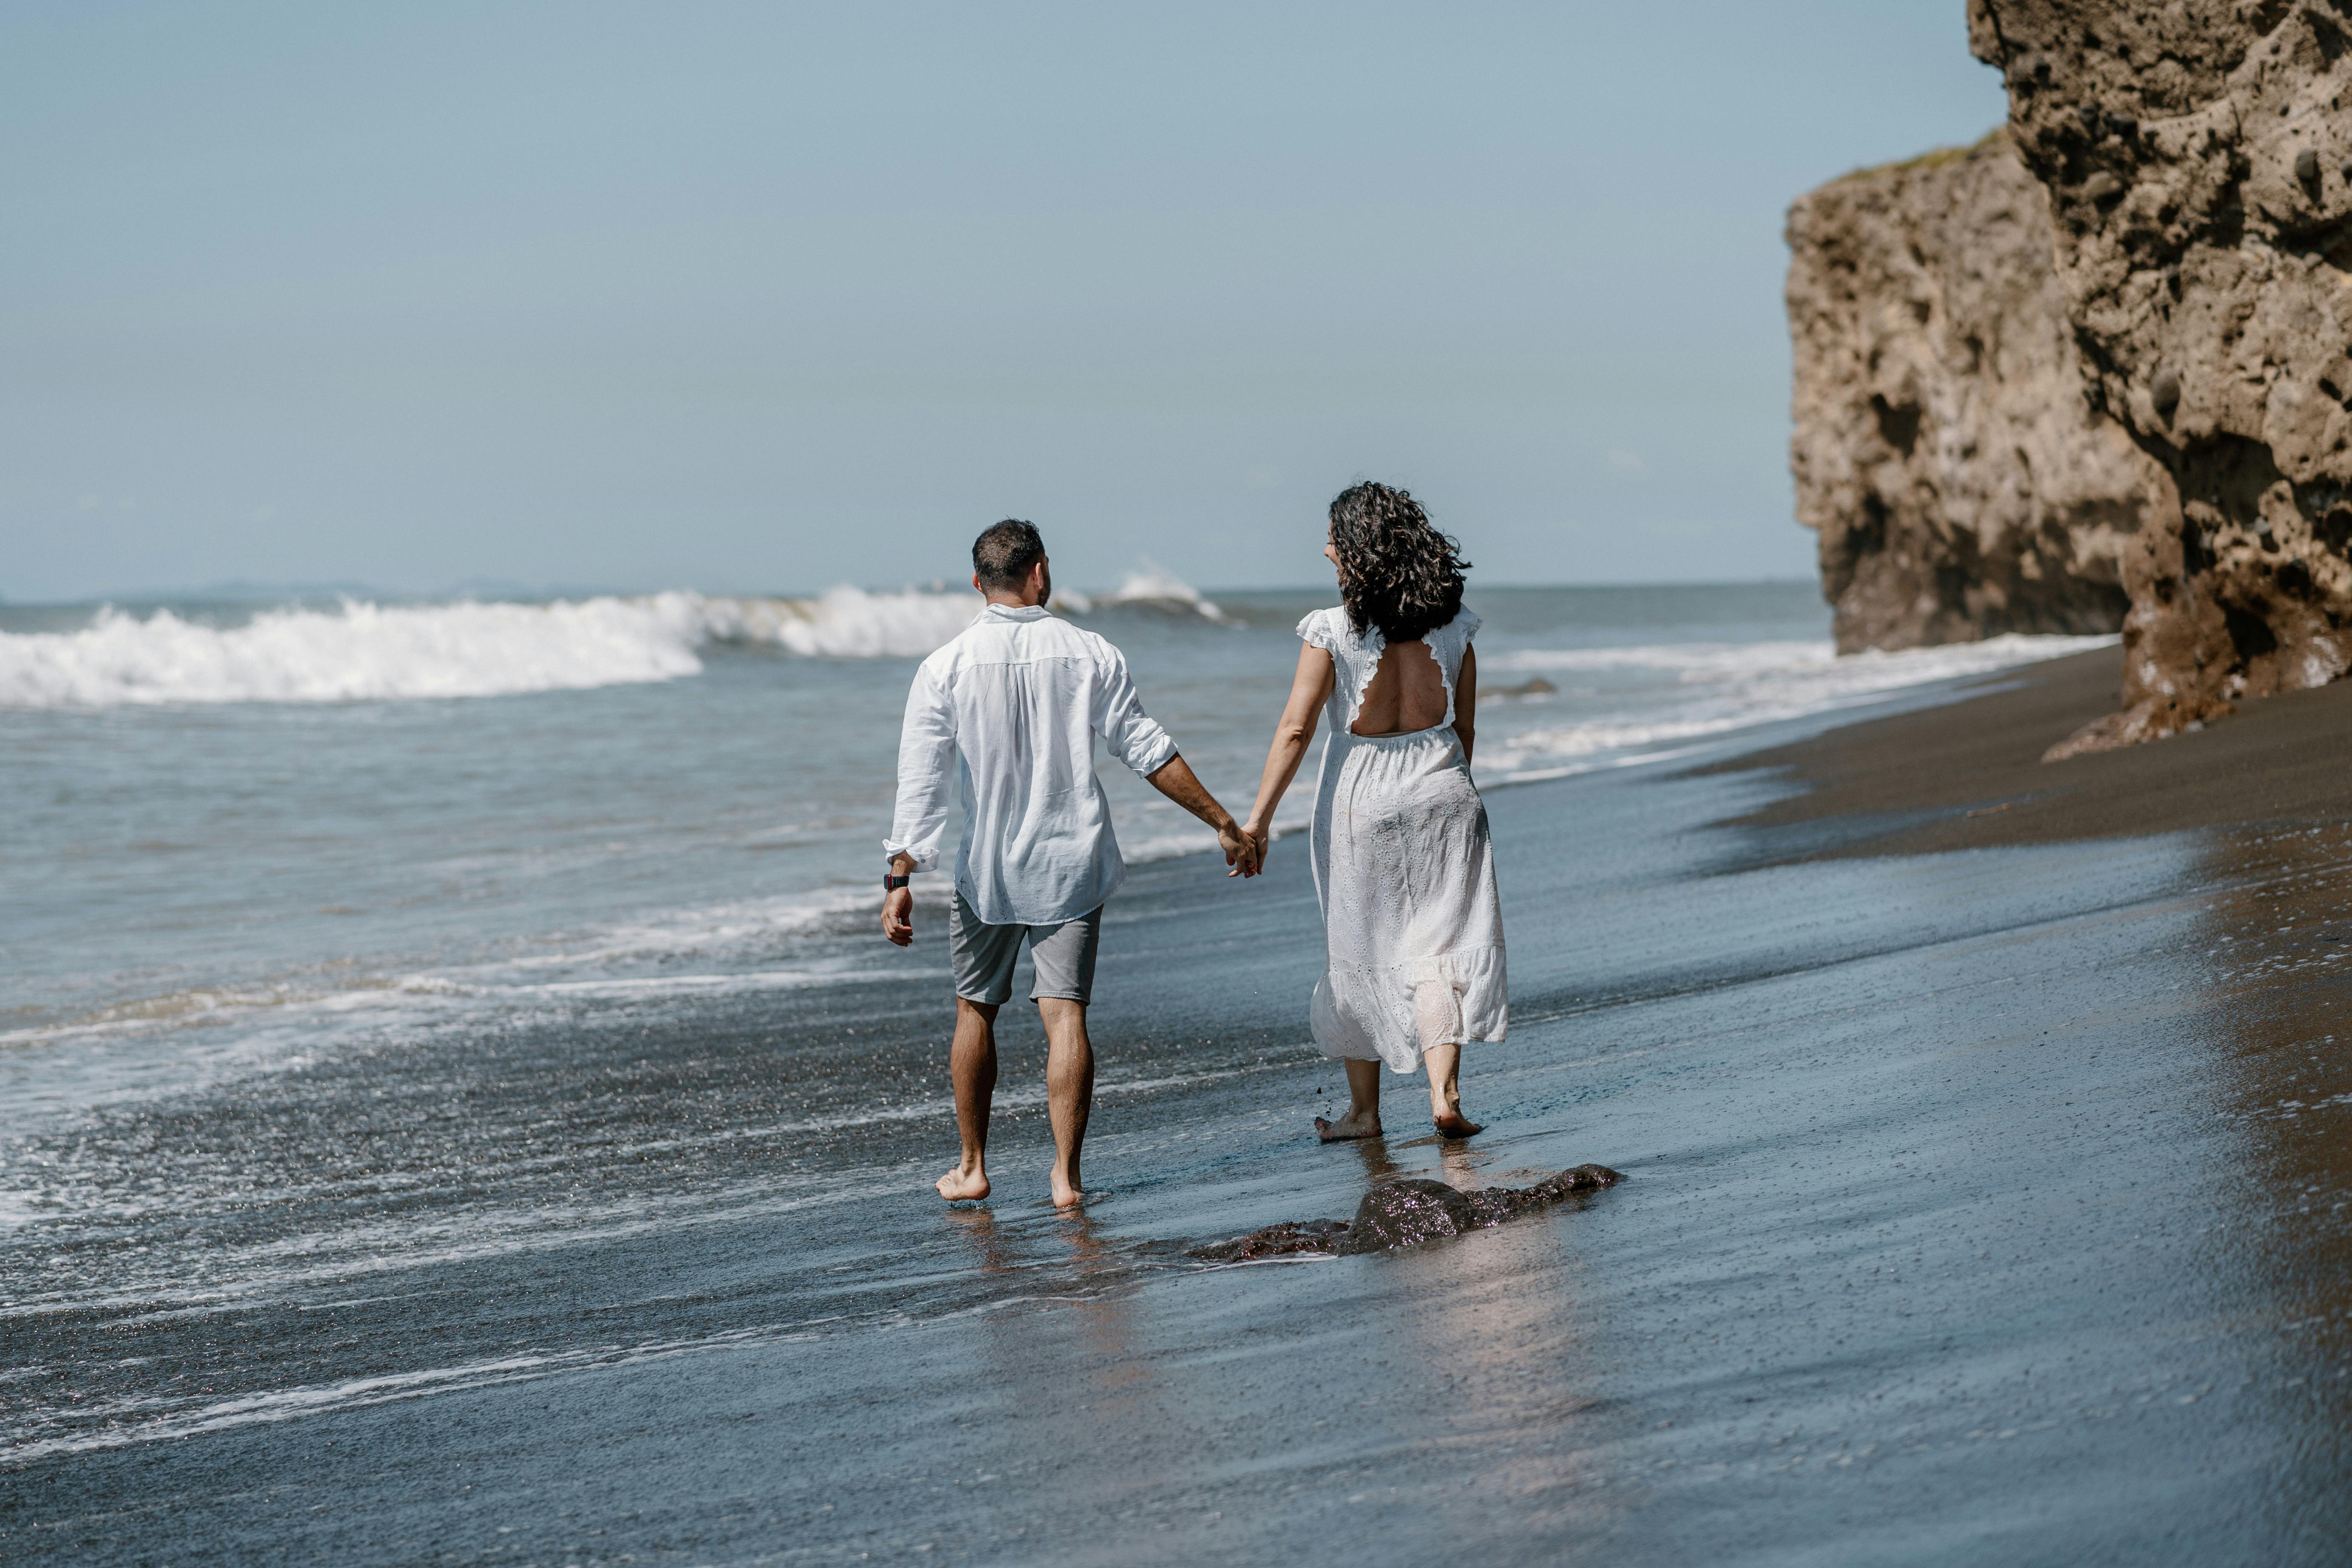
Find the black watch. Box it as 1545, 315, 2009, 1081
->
883, 873, 911, 892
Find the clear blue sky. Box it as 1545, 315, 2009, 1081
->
0, 2, 2007, 602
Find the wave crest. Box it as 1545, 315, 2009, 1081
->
0, 588, 991, 710
1052, 560, 1223, 620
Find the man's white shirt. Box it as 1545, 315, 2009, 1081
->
885, 603, 1177, 927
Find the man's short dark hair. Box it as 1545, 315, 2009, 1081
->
973, 519, 1046, 590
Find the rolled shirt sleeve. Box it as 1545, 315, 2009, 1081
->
883, 657, 957, 870
1091, 646, 1179, 777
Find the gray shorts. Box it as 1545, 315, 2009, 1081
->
950, 892, 1102, 1005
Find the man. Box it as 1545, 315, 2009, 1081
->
883, 519, 1258, 1208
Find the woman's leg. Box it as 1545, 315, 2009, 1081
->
1316, 1057, 1384, 1141
1424, 1043, 1483, 1138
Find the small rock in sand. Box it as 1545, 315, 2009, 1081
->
1195, 1164, 1622, 1261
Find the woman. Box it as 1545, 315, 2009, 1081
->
1243, 482, 1505, 1141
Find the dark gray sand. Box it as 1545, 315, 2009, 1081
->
10, 656, 2352, 1564
1715, 645, 2352, 854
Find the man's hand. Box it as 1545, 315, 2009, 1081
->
1144, 753, 1262, 879
1218, 818, 1261, 878
882, 854, 917, 945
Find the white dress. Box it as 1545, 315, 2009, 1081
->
1297, 606, 1508, 1073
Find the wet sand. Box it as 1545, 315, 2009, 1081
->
10, 659, 2352, 1563
1714, 645, 2352, 855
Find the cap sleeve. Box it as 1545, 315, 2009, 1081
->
1455, 609, 1481, 645
1296, 608, 1341, 651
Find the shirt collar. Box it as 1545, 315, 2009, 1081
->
982, 603, 1053, 620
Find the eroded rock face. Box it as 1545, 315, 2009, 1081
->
1967, 0, 2352, 751
1196, 1165, 1623, 1262
1788, 131, 2161, 655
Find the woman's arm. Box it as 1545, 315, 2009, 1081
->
1243, 642, 1336, 850
1453, 643, 1476, 767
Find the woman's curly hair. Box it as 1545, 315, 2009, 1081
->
1328, 481, 1470, 643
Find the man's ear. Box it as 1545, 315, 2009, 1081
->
971, 574, 984, 594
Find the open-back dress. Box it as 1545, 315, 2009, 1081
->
1296, 606, 1508, 1073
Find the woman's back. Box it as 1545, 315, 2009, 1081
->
1304, 606, 1477, 740
1348, 640, 1449, 736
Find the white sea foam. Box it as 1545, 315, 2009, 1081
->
1052, 559, 1224, 620
0, 586, 993, 709
698, 586, 985, 657
1476, 632, 2117, 779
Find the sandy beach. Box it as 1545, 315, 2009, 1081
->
1719, 647, 2352, 855
10, 645, 2349, 1564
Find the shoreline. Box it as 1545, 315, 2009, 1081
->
1705, 646, 2352, 858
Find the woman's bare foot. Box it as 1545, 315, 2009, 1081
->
1316, 1108, 1384, 1141
1050, 1169, 1085, 1209
1431, 1110, 1483, 1139
936, 1163, 990, 1201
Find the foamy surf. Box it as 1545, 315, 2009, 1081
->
1051, 560, 1224, 620
1476, 632, 2117, 779
0, 589, 991, 709
0, 565, 1246, 710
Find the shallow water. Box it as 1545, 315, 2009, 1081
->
16, 581, 2334, 1562
8, 722, 2352, 1561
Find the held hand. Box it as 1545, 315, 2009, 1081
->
1218, 819, 1261, 878
882, 886, 914, 945
1243, 818, 1273, 872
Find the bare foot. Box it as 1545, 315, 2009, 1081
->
1050, 1171, 1085, 1209
1432, 1110, 1483, 1139
1315, 1109, 1384, 1142
936, 1164, 990, 1202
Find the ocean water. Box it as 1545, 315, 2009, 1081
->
31, 579, 2317, 1567
0, 577, 2106, 1062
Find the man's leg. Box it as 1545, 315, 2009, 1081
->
1316, 1058, 1384, 1141
1026, 905, 1103, 1208
937, 996, 999, 1200
1037, 998, 1093, 1208
941, 890, 1021, 1203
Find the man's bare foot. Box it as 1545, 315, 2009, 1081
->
1050, 1171, 1085, 1209
1431, 1110, 1483, 1139
1316, 1108, 1383, 1142
936, 1164, 990, 1201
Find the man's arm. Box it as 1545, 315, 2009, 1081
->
883, 850, 917, 946
881, 662, 955, 945
1145, 754, 1260, 877
1091, 644, 1259, 877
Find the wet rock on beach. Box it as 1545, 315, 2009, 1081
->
1199, 1165, 1622, 1261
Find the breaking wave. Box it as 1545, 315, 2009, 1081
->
1052, 561, 1223, 620
0, 586, 1013, 709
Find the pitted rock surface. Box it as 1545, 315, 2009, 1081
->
1196, 1164, 1622, 1261
1792, 3, 2352, 752
1964, 0, 2352, 752
1786, 132, 2157, 656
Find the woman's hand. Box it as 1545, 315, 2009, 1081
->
1243, 645, 1334, 857
1217, 818, 1261, 877
1243, 817, 1274, 870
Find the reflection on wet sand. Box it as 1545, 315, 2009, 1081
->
2194, 826, 2352, 1532
1341, 1133, 1402, 1185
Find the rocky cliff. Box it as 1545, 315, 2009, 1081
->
1792, 3, 2352, 753
1787, 132, 2158, 656
1965, 0, 2352, 751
